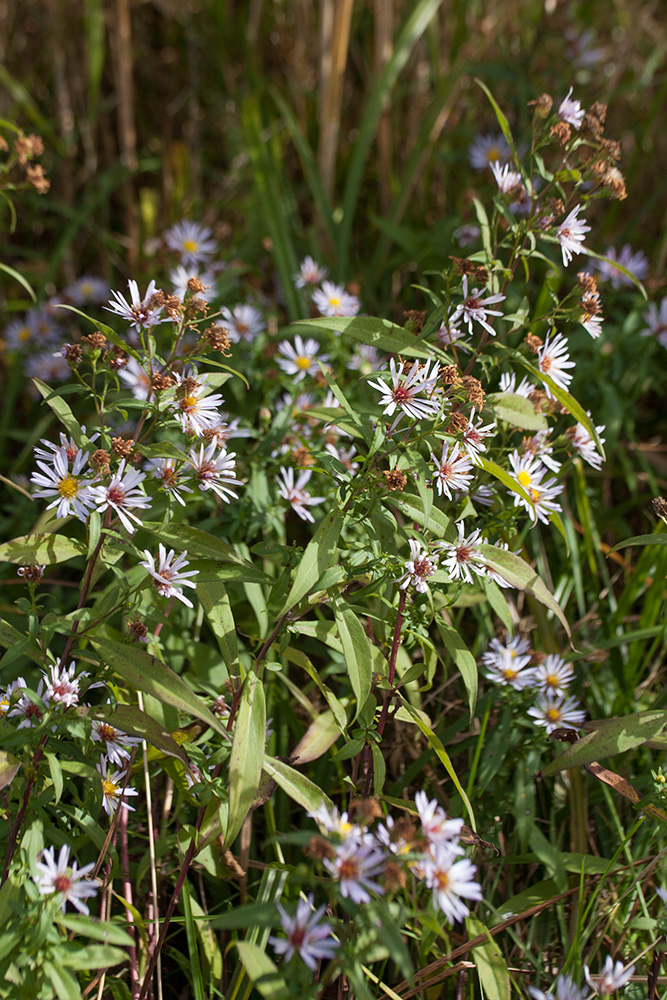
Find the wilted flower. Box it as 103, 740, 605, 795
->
269, 895, 339, 970
34, 844, 97, 915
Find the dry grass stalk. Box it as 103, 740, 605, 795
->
318, 0, 354, 200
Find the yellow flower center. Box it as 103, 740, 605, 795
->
436, 870, 450, 891
546, 674, 559, 688
329, 296, 340, 307
528, 487, 541, 503
181, 395, 197, 412
19, 326, 31, 342
517, 470, 532, 488
58, 475, 79, 499
183, 240, 198, 252
502, 668, 518, 680
546, 708, 561, 723
102, 778, 118, 797
488, 146, 501, 162
296, 356, 311, 370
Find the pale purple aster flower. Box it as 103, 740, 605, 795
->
187, 441, 242, 503
269, 895, 339, 970
105, 280, 165, 332
312, 280, 360, 318
499, 371, 533, 397
468, 133, 511, 171
415, 791, 464, 848
568, 418, 605, 470
397, 539, 438, 594
91, 719, 142, 766
64, 276, 109, 306
538, 331, 575, 397
276, 466, 324, 522
203, 413, 253, 446
118, 356, 153, 401
31, 445, 96, 522
461, 410, 496, 464
584, 956, 635, 995
558, 87, 585, 129
422, 844, 482, 924
0, 678, 27, 716
97, 756, 139, 816
91, 460, 152, 533
368, 357, 442, 424
24, 352, 70, 383
595, 245, 649, 290
348, 343, 381, 373
34, 429, 99, 465
34, 845, 97, 915
529, 973, 587, 1000
308, 802, 360, 840
565, 26, 607, 69
43, 660, 84, 708
7, 677, 49, 729
482, 637, 535, 689
221, 304, 265, 342
528, 693, 586, 733
141, 545, 199, 608
376, 815, 413, 856
482, 635, 531, 663
454, 224, 481, 247
534, 655, 574, 696
146, 458, 193, 506
277, 335, 329, 381
639, 298, 667, 346
522, 429, 561, 474
323, 839, 386, 904
324, 442, 359, 475
436, 319, 472, 351
294, 256, 329, 289
450, 275, 506, 336
436, 522, 486, 585
5, 316, 36, 350
165, 220, 216, 266
430, 441, 474, 499
490, 161, 523, 195
171, 373, 226, 437
27, 307, 65, 347
555, 205, 590, 267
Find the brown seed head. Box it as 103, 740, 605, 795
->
203, 324, 231, 354
292, 446, 314, 467
603, 165, 627, 200
447, 411, 469, 433
60, 343, 83, 365
187, 277, 207, 294
461, 375, 485, 410
442, 365, 462, 386
528, 389, 550, 413
450, 257, 477, 276
151, 372, 175, 391
384, 469, 407, 492
18, 564, 45, 583
26, 164, 50, 193
148, 291, 165, 309
581, 112, 604, 138
127, 617, 149, 642
475, 265, 489, 285
528, 93, 553, 118
590, 101, 607, 124
314, 369, 329, 388
163, 294, 182, 320
108, 346, 129, 370
91, 449, 111, 472
349, 797, 383, 824
111, 437, 134, 457
578, 272, 598, 296
403, 309, 426, 334
15, 134, 44, 163
82, 332, 107, 350
550, 121, 572, 145
305, 836, 336, 861
383, 861, 407, 892
179, 376, 199, 394
212, 694, 230, 718
186, 296, 208, 316
600, 138, 621, 160
525, 333, 543, 354
652, 497, 667, 521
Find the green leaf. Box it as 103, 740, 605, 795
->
43, 960, 82, 1000
60, 943, 129, 970
477, 544, 573, 644
233, 941, 290, 1000
0, 751, 20, 790
485, 392, 547, 431
91, 637, 229, 739
466, 916, 510, 1000
291, 710, 341, 764
541, 711, 667, 776
291, 315, 430, 358
333, 599, 372, 721
608, 533, 667, 554
474, 79, 515, 151
0, 619, 41, 664
55, 915, 134, 946
281, 511, 343, 613
226, 671, 266, 845
0, 532, 85, 565
520, 360, 605, 457
45, 752, 63, 804
477, 456, 534, 511
388, 491, 450, 537
435, 620, 477, 715
262, 756, 333, 813
91, 703, 192, 766
197, 581, 238, 676
0, 262, 36, 301
141, 522, 255, 567
32, 379, 84, 438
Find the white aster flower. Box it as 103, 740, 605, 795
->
490, 161, 523, 196
141, 545, 199, 608
0, 678, 27, 716
187, 441, 242, 503
639, 298, 667, 346
461, 410, 496, 464
436, 522, 486, 585
221, 304, 265, 342
368, 358, 442, 426
171, 373, 226, 437
584, 956, 635, 995
528, 973, 587, 1000
118, 356, 153, 401
323, 839, 386, 904
415, 791, 464, 848
567, 417, 605, 470
595, 245, 649, 290
7, 677, 49, 728
555, 205, 590, 267
422, 844, 482, 925
537, 331, 575, 396
146, 457, 193, 505
169, 264, 216, 302
31, 445, 96, 522
508, 450, 563, 524
528, 693, 586, 733
34, 428, 99, 465
312, 280, 360, 317
468, 133, 511, 171
34, 844, 97, 915
277, 335, 329, 381
276, 466, 324, 522
397, 539, 438, 594
91, 719, 142, 766
91, 460, 152, 533
97, 756, 140, 816
437, 319, 472, 351
294, 256, 329, 289
165, 219, 216, 266
348, 343, 382, 372
43, 660, 84, 708
534, 655, 574, 696
308, 802, 360, 840
64, 276, 109, 305
430, 441, 474, 499
482, 636, 535, 689
558, 87, 585, 129
105, 280, 165, 332
270, 895, 339, 970
454, 224, 481, 246
450, 275, 506, 337
324, 442, 359, 475
522, 429, 561, 474
499, 371, 533, 397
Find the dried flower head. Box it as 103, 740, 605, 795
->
151, 373, 176, 391
383, 469, 407, 492
82, 332, 108, 350
18, 564, 46, 583
59, 343, 83, 365
442, 365, 462, 386
528, 93, 553, 118
90, 449, 111, 473
525, 333, 543, 354
127, 617, 149, 642
111, 437, 134, 458
461, 375, 485, 409
403, 309, 426, 333
447, 411, 468, 433
203, 325, 231, 354
550, 121, 572, 145
653, 497, 667, 521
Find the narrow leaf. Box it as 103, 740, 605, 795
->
291, 315, 430, 358
0, 532, 85, 565
281, 511, 343, 613
226, 671, 266, 845
262, 756, 333, 813
541, 711, 667, 775
333, 599, 372, 721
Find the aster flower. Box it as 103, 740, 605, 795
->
376, 815, 415, 856
450, 275, 506, 336
422, 844, 482, 925
202, 413, 253, 446
323, 839, 386, 904
118, 356, 153, 401
105, 279, 165, 333
414, 791, 464, 848
595, 245, 649, 290
294, 256, 329, 289
461, 410, 496, 464
146, 457, 193, 506
348, 343, 382, 373
165, 220, 216, 266
169, 265, 216, 302
141, 545, 199, 608
499, 371, 533, 397
64, 276, 109, 305
436, 319, 472, 351
31, 445, 96, 522
537, 332, 575, 397
482, 638, 535, 689
640, 298, 667, 346
276, 466, 324, 522
436, 522, 486, 585
482, 635, 531, 662
269, 895, 339, 970
97, 756, 140, 816
430, 441, 474, 499
324, 442, 359, 475
454, 224, 481, 246
568, 417, 606, 470
276, 335, 329, 381
187, 440, 242, 503
565, 26, 607, 68
555, 205, 590, 267
34, 429, 99, 465
220, 304, 265, 342
397, 539, 438, 594
4, 316, 36, 350
0, 678, 27, 716
171, 373, 226, 437
27, 307, 65, 347
368, 358, 442, 425
43, 660, 84, 708
91, 460, 152, 534
534, 655, 574, 696
522, 430, 561, 474
312, 280, 360, 318
490, 161, 523, 196
34, 844, 97, 915
528, 693, 586, 733
508, 450, 563, 524
308, 802, 360, 840
558, 87, 585, 129
468, 133, 511, 171
528, 973, 586, 1000
7, 677, 49, 729
584, 956, 635, 995
91, 719, 142, 766
25, 352, 70, 383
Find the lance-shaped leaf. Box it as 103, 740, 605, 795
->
476, 544, 573, 644
0, 619, 42, 665
435, 619, 478, 716
0, 532, 85, 565
226, 671, 266, 846
91, 703, 192, 766
33, 379, 83, 439
291, 710, 341, 764
608, 533, 667, 554
197, 580, 239, 677
519, 359, 605, 456
281, 511, 343, 614
333, 600, 372, 721
485, 392, 547, 431
92, 637, 228, 738
291, 314, 431, 358
541, 710, 667, 775
141, 522, 256, 567
262, 756, 333, 813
